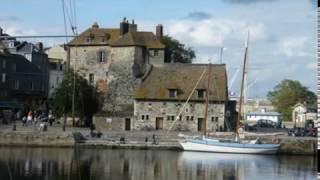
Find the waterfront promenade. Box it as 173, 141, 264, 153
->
0, 122, 317, 155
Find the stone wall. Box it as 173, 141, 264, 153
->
93, 116, 131, 131
148, 49, 165, 67
133, 100, 226, 132
69, 46, 112, 94
103, 47, 145, 113
0, 132, 74, 147
69, 46, 147, 114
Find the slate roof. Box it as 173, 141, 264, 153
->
69, 28, 120, 46
0, 53, 42, 73
111, 32, 165, 49
68, 27, 165, 49
134, 64, 228, 102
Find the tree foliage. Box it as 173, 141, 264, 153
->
160, 35, 195, 63
50, 70, 100, 126
267, 79, 316, 121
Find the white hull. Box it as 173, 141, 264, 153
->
180, 141, 279, 154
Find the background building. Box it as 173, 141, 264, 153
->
45, 45, 67, 96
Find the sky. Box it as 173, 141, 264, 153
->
0, 0, 317, 98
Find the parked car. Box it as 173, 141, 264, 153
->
256, 119, 278, 128
288, 128, 304, 137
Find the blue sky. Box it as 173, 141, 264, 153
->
0, 0, 316, 98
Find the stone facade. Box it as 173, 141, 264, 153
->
68, 21, 165, 114
133, 100, 225, 132
93, 116, 132, 131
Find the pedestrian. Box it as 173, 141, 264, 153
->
27, 111, 33, 126
152, 134, 158, 145
22, 116, 27, 126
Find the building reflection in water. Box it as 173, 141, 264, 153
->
0, 147, 316, 180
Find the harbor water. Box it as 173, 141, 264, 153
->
0, 147, 316, 180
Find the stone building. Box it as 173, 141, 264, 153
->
67, 19, 165, 114
45, 45, 67, 96
133, 64, 229, 132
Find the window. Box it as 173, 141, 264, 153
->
154, 50, 159, 56
89, 73, 94, 85
56, 77, 60, 85
30, 82, 34, 90
171, 116, 175, 121
146, 115, 149, 120
141, 115, 145, 120
179, 115, 182, 121
211, 117, 214, 122
197, 89, 205, 98
85, 37, 91, 43
12, 63, 16, 72
168, 89, 177, 98
97, 51, 106, 62
1, 73, 5, 83
13, 80, 19, 89
186, 116, 189, 121
167, 116, 170, 121
191, 116, 194, 121
2, 60, 6, 69
215, 117, 219, 122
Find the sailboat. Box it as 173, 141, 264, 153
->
179, 33, 280, 154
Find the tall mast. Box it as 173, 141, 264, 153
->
204, 62, 212, 136
236, 32, 249, 138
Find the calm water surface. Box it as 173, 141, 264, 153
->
0, 147, 316, 180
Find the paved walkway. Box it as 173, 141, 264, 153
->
0, 121, 316, 142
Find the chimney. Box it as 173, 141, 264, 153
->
156, 24, 163, 38
92, 22, 99, 29
128, 19, 137, 32
36, 42, 43, 51
120, 17, 129, 36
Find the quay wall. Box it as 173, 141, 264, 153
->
0, 132, 75, 147
0, 131, 316, 155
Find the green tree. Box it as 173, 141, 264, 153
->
160, 35, 196, 63
50, 69, 100, 127
267, 79, 316, 121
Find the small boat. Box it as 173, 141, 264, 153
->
180, 137, 280, 154
179, 32, 280, 154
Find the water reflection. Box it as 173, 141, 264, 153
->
0, 147, 316, 180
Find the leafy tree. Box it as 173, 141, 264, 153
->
267, 79, 316, 121
160, 35, 196, 63
50, 69, 100, 127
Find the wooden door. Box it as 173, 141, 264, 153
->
125, 118, 131, 131
156, 117, 163, 130
198, 118, 204, 131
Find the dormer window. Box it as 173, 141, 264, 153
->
197, 89, 205, 99
168, 89, 177, 98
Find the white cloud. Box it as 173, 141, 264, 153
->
166, 17, 267, 47
274, 37, 310, 57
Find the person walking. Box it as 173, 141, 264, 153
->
27, 111, 33, 126
22, 116, 27, 126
